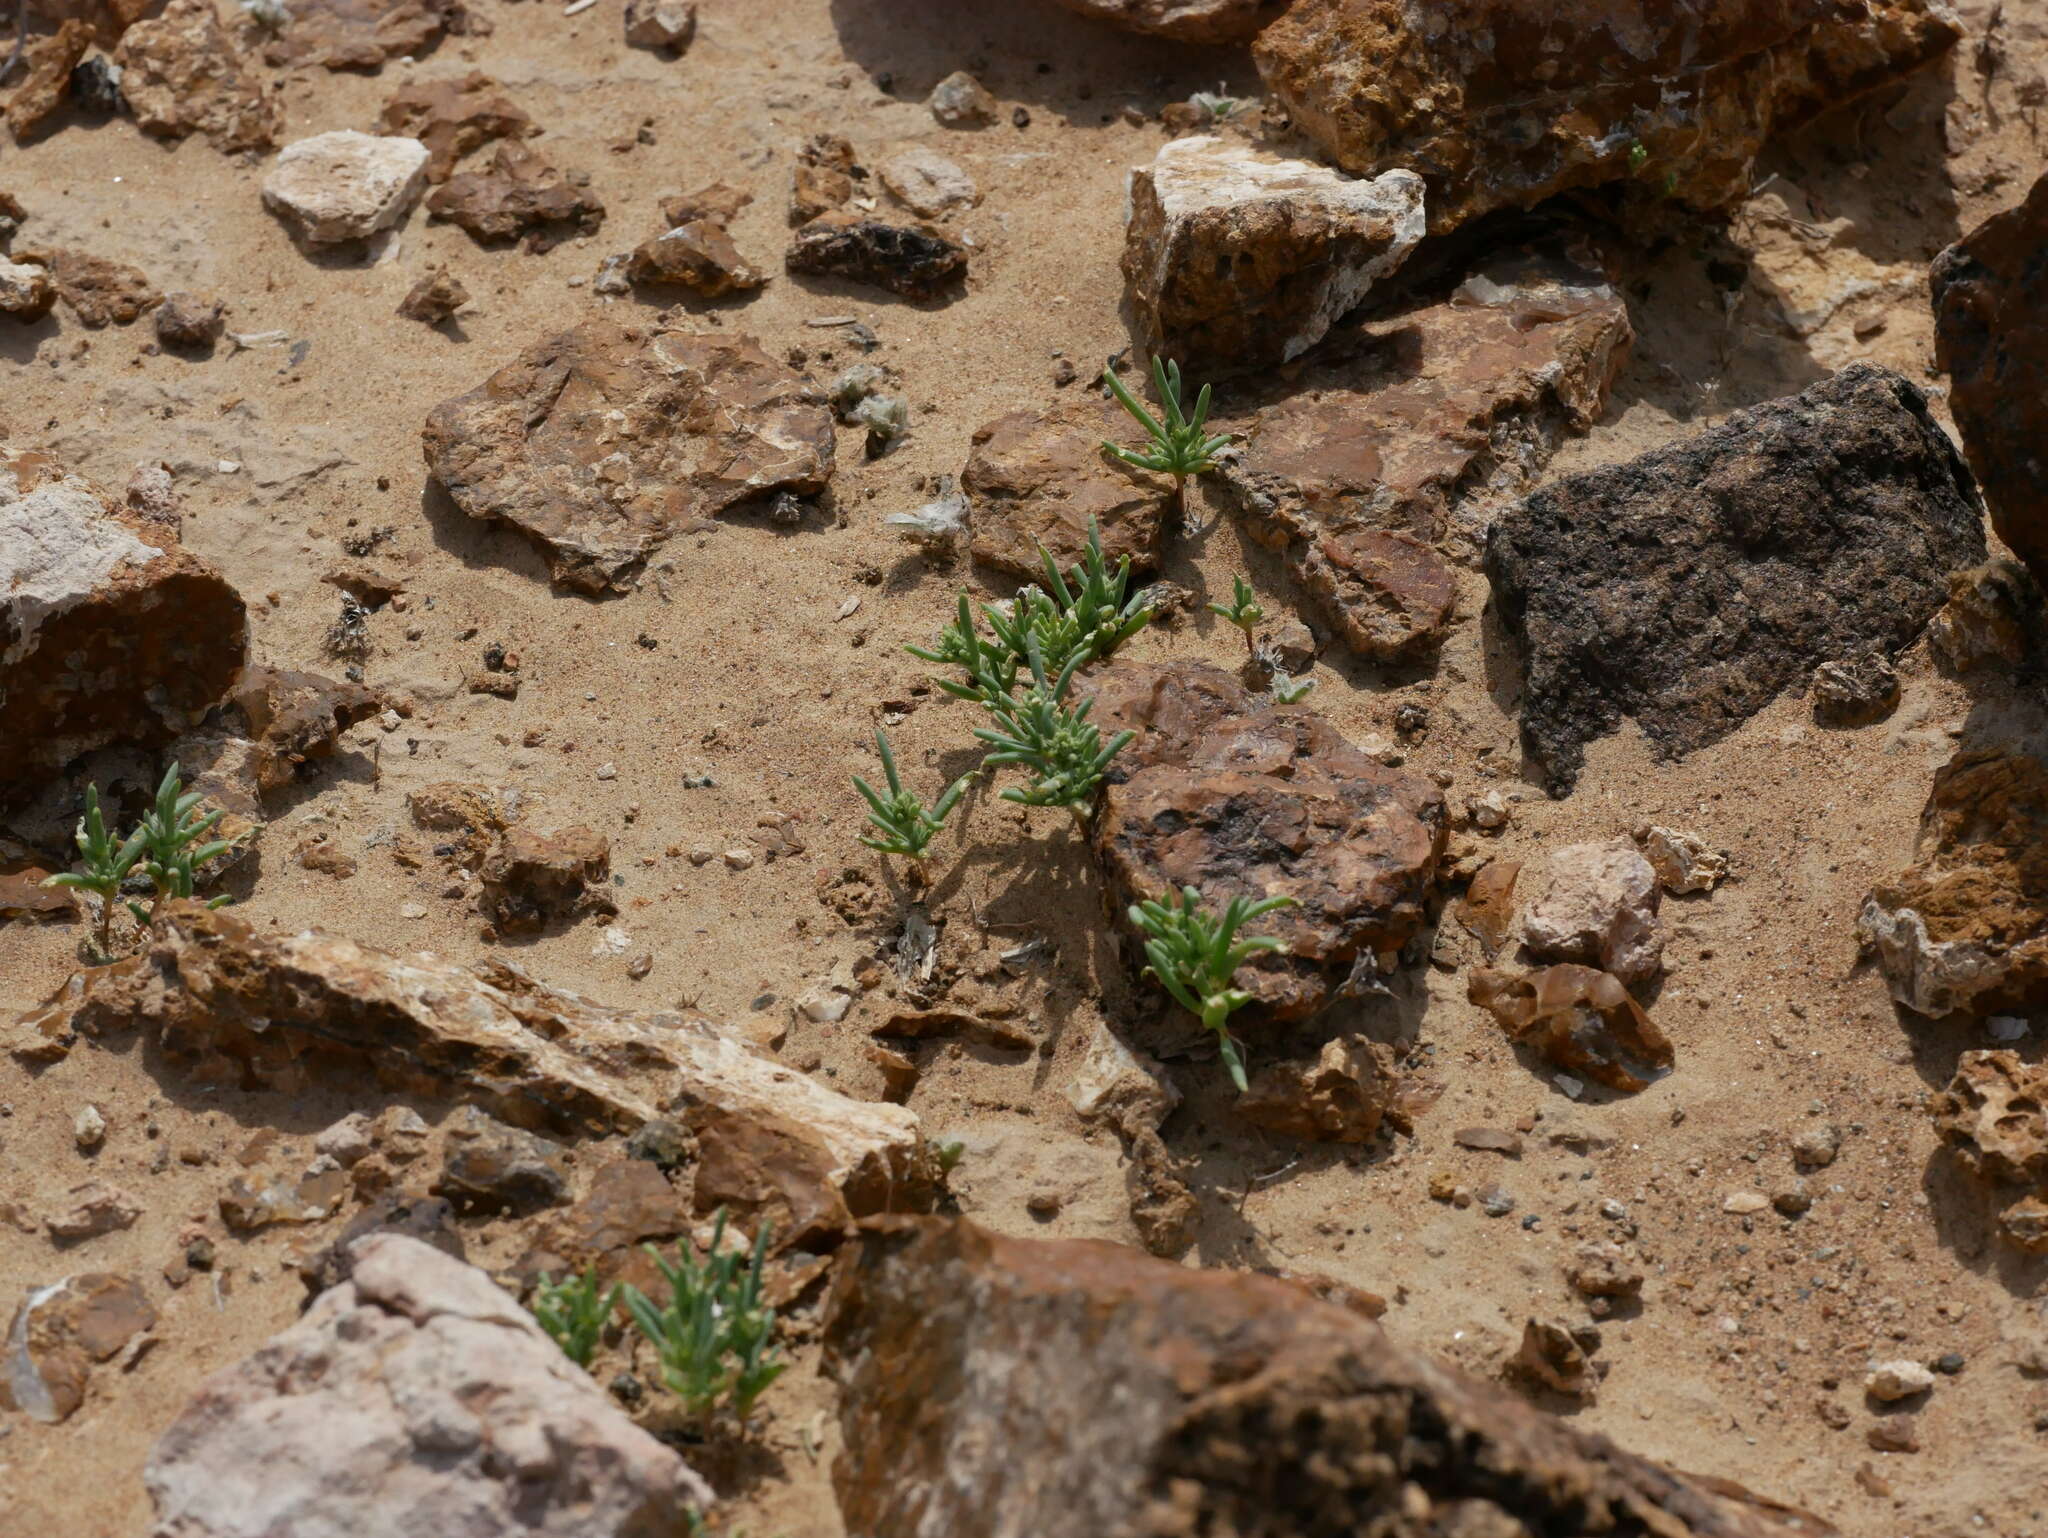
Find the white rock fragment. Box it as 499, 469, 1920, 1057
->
73, 1105, 106, 1151
877, 146, 980, 218
1638, 826, 1727, 894
928, 70, 996, 127
1066, 1021, 1180, 1128
1855, 898, 2008, 1019
262, 131, 430, 247
1865, 1359, 1936, 1402
1521, 838, 1664, 985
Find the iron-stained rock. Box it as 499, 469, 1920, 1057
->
961, 395, 1169, 579
377, 70, 533, 182
479, 824, 616, 934
0, 1273, 154, 1424
426, 141, 603, 252
112, 0, 279, 153
20, 245, 158, 325
1468, 965, 1674, 1093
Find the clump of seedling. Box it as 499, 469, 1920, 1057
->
854, 729, 970, 876
974, 640, 1136, 827
1189, 84, 1246, 124
1270, 672, 1315, 704
44, 764, 236, 958
1129, 888, 1295, 1092
532, 1267, 619, 1369
621, 1211, 786, 1425
1102, 357, 1233, 522
1207, 574, 1265, 659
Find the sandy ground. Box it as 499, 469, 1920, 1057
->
4, 1, 2048, 1534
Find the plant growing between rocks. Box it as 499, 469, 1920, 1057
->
1129, 888, 1295, 1091
532, 1267, 620, 1369
1271, 672, 1315, 704
854, 729, 969, 877
621, 1211, 786, 1425
44, 765, 236, 958
1101, 357, 1233, 523
1189, 85, 1245, 125
974, 639, 1135, 828
1208, 574, 1265, 659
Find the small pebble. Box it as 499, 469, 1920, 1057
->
723, 848, 755, 870
74, 1105, 106, 1151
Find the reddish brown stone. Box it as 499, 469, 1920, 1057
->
1237, 1034, 1399, 1143
378, 71, 533, 181
1290, 529, 1456, 662
5, 19, 90, 139
427, 141, 603, 252
20, 246, 158, 327
396, 264, 469, 324
1456, 858, 1521, 958
229, 664, 381, 792
0, 1273, 155, 1423
262, 0, 466, 71
962, 395, 1170, 579
154, 291, 227, 348
479, 825, 616, 934
628, 220, 766, 296
1078, 657, 1254, 774
113, 0, 280, 153
1468, 964, 1674, 1093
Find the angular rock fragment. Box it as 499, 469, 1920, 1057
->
1455, 857, 1520, 958
1515, 1316, 1596, 1398
1521, 839, 1663, 986
927, 70, 994, 128
6, 18, 90, 138
112, 0, 279, 153
825, 1217, 1826, 1538
425, 141, 602, 251
154, 290, 226, 349
961, 395, 1169, 579
479, 824, 616, 934
1289, 528, 1455, 663
264, 130, 430, 247
1, 1273, 154, 1423
377, 70, 533, 181
515, 1157, 689, 1285
1486, 365, 1985, 794
1860, 748, 2048, 1018
1567, 1241, 1643, 1299
0, 255, 54, 320
407, 780, 505, 868
396, 263, 468, 324
144, 1235, 711, 1537
0, 447, 246, 808
790, 132, 859, 222
1051, 0, 1285, 42
1931, 167, 2048, 586
298, 1190, 464, 1293
45, 1180, 143, 1240
1237, 1034, 1398, 1143
1469, 965, 1674, 1093
220, 1171, 346, 1234
1254, 0, 1961, 234
1092, 660, 1446, 1023
16, 904, 937, 1214
877, 145, 978, 219
786, 209, 966, 300
422, 319, 834, 592
433, 1104, 570, 1215
1930, 1051, 2048, 1188
1929, 560, 2041, 673
623, 0, 695, 52
1122, 134, 1423, 376
1812, 651, 1900, 724
25, 0, 153, 47
1638, 826, 1727, 896
628, 220, 765, 297
229, 663, 381, 791
1066, 1019, 1179, 1132
262, 0, 466, 71
21, 245, 158, 325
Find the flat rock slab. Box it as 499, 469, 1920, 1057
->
824, 1216, 1825, 1538
143, 1235, 710, 1538
378, 70, 534, 181
1860, 747, 2048, 1018
1051, 0, 1286, 42
263, 130, 429, 247
426, 141, 604, 252
1089, 659, 1445, 1023
13, 903, 934, 1224
113, 0, 280, 154
1254, 0, 1959, 234
0, 446, 246, 809
1485, 363, 1984, 795
962, 394, 1169, 578
1123, 134, 1423, 376
1932, 167, 2048, 585
262, 0, 465, 70
421, 319, 834, 592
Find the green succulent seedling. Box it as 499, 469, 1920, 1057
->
1627, 139, 1649, 174
1207, 575, 1265, 658
933, 1137, 966, 1174
42, 784, 146, 956
974, 640, 1134, 827
907, 591, 1021, 708
1101, 357, 1233, 521
1270, 672, 1315, 704
532, 1267, 620, 1368
853, 730, 969, 868
621, 1210, 786, 1424
1128, 887, 1295, 1092
44, 764, 233, 956
1189, 84, 1244, 124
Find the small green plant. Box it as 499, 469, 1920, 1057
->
974, 640, 1134, 826
1129, 888, 1295, 1092
1627, 139, 1649, 174
1189, 84, 1244, 124
853, 730, 969, 868
1207, 575, 1265, 658
933, 1137, 966, 1173
1101, 357, 1233, 521
621, 1211, 786, 1424
44, 765, 234, 956
1271, 672, 1315, 704
532, 1267, 620, 1368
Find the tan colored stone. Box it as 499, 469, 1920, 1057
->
1237, 1034, 1399, 1143
1930, 1050, 2048, 1187
962, 395, 1170, 579
113, 0, 280, 153
1, 1273, 154, 1423
426, 141, 603, 252
5, 18, 89, 138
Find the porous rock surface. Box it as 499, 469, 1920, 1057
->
1485, 363, 1984, 794
0, 446, 247, 808
113, 0, 281, 154
1254, 0, 1961, 234
427, 142, 605, 252
421, 318, 834, 592
824, 1216, 1825, 1538
1121, 134, 1424, 375
142, 1234, 711, 1538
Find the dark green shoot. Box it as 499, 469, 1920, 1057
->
1101, 357, 1233, 520
853, 730, 969, 868
621, 1211, 786, 1424
1128, 887, 1295, 1092
973, 640, 1134, 827
42, 784, 146, 955
532, 1267, 619, 1368
1206, 574, 1265, 658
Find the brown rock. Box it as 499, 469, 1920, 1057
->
1566, 1241, 1644, 1299
1079, 657, 1254, 775
627, 220, 766, 296
0, 1273, 154, 1423
432, 1103, 570, 1215
229, 664, 381, 792
262, 0, 466, 71
45, 1180, 144, 1241
426, 141, 603, 252
1866, 1415, 1920, 1454
1238, 1034, 1399, 1143
479, 824, 616, 934
1468, 965, 1674, 1094
786, 209, 967, 301
1290, 528, 1456, 663
0, 256, 55, 320
1456, 857, 1521, 958
1093, 663, 1447, 1023
1860, 748, 2048, 1018
0, 447, 246, 809
377, 70, 532, 181
1254, 0, 1960, 234
790, 132, 859, 223
515, 1157, 688, 1282
5, 18, 90, 138
20, 245, 158, 326
1050, 0, 1285, 43
219, 1171, 344, 1233
14, 904, 937, 1215
1932, 168, 2048, 586
406, 780, 504, 869
396, 264, 469, 324
1929, 559, 2041, 672
1930, 1050, 2048, 1187
824, 1217, 1827, 1538
298, 1189, 464, 1294
660, 179, 752, 229
962, 395, 1170, 579
2000, 1193, 2048, 1253
623, 0, 694, 52
154, 290, 227, 349
1122, 134, 1424, 376
112, 0, 280, 153
25, 0, 153, 47
1453, 1126, 1522, 1156
422, 319, 834, 592
1515, 1316, 1595, 1398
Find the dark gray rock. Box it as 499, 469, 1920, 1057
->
1485, 364, 1984, 794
